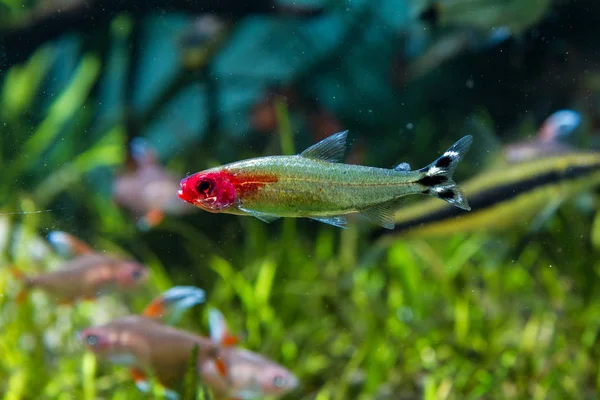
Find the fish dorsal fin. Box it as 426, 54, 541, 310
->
394, 162, 411, 171
209, 308, 239, 347
299, 130, 348, 163
361, 199, 405, 229
47, 231, 93, 256
311, 216, 348, 228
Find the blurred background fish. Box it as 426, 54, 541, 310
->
11, 231, 148, 305
113, 138, 196, 230
80, 288, 298, 399
503, 109, 582, 162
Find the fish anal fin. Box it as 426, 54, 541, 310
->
238, 207, 281, 223
299, 130, 348, 163
130, 368, 150, 393
394, 162, 411, 171
311, 216, 348, 228
361, 199, 405, 230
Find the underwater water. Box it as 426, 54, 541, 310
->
1, 0, 600, 399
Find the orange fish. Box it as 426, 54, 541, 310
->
113, 138, 195, 230
12, 231, 148, 305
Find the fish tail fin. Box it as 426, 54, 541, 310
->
143, 286, 206, 320
419, 2, 441, 25
418, 135, 473, 211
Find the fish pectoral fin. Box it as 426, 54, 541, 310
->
393, 162, 411, 171
360, 199, 405, 230
311, 216, 348, 228
238, 207, 281, 223
299, 130, 348, 163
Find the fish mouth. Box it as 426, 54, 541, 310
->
177, 189, 184, 199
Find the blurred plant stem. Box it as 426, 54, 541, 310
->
275, 97, 297, 256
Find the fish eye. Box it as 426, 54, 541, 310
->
272, 375, 286, 388
86, 334, 99, 347
132, 269, 143, 280
196, 179, 213, 194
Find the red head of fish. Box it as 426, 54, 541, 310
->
177, 171, 238, 211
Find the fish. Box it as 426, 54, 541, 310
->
11, 231, 148, 305
113, 138, 195, 230
419, 0, 552, 36
79, 315, 220, 394
503, 110, 581, 163
372, 151, 600, 239
80, 292, 298, 399
177, 131, 473, 229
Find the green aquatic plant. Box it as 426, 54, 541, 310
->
1, 22, 600, 400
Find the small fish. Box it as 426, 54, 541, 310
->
373, 151, 600, 239
202, 308, 298, 399
504, 110, 581, 163
113, 138, 195, 230
80, 315, 219, 394
200, 346, 299, 400
178, 131, 473, 229
80, 304, 298, 399
11, 231, 148, 305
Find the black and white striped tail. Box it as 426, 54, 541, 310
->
417, 135, 473, 211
